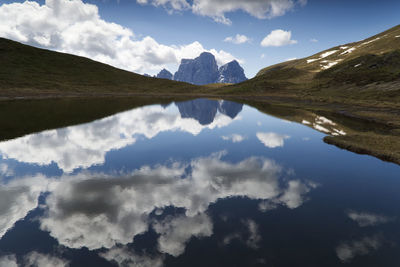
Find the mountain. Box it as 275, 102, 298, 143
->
156, 69, 173, 80
218, 60, 247, 84
176, 99, 243, 125
218, 100, 243, 118
0, 37, 197, 96
173, 52, 247, 85
219, 24, 400, 105
174, 52, 220, 85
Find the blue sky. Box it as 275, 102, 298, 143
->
1, 0, 399, 77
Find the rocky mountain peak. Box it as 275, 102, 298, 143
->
156, 68, 173, 80
218, 60, 247, 84
174, 52, 219, 85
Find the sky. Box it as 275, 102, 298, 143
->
0, 0, 399, 78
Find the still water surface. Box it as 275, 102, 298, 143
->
0, 98, 399, 266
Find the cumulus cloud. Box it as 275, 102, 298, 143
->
0, 175, 50, 238
100, 247, 164, 267
137, 0, 190, 12
23, 252, 69, 267
347, 211, 393, 227
153, 213, 213, 256
0, 0, 237, 75
256, 132, 290, 148
0, 254, 18, 267
0, 163, 14, 177
224, 34, 250, 44
0, 103, 238, 172
336, 235, 383, 262
136, 0, 307, 25
221, 134, 247, 143
193, 0, 306, 25
36, 152, 316, 250
260, 29, 297, 47
0, 253, 68, 267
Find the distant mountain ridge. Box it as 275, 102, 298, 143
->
155, 52, 247, 85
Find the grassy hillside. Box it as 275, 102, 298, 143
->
218, 24, 400, 106
0, 38, 197, 96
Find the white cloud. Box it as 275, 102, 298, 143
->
36, 152, 315, 250
224, 34, 250, 44
0, 255, 18, 267
136, 0, 307, 25
347, 211, 393, 227
310, 38, 318, 43
0, 103, 238, 172
100, 247, 164, 267
0, 175, 50, 238
153, 213, 213, 256
336, 235, 383, 262
0, 0, 237, 75
23, 252, 69, 267
221, 134, 247, 143
256, 132, 290, 148
0, 150, 316, 254
0, 163, 14, 177
0, 253, 68, 267
137, 0, 190, 12
260, 29, 297, 47
192, 0, 306, 25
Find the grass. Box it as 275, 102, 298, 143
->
0, 38, 198, 96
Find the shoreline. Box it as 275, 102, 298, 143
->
0, 92, 398, 166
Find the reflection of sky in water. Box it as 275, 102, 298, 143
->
0, 99, 399, 266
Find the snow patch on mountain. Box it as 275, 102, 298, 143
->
360, 37, 380, 46
320, 50, 338, 58
340, 47, 356, 55
320, 59, 343, 70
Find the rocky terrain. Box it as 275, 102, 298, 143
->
218, 60, 247, 84
156, 52, 247, 85
156, 69, 173, 80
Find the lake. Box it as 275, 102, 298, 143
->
0, 98, 398, 267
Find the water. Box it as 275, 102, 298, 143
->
0, 98, 398, 266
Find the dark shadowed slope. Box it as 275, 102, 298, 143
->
0, 38, 197, 96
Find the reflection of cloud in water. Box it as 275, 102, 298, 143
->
222, 219, 261, 249
0, 254, 18, 267
336, 235, 383, 262
221, 134, 247, 143
100, 247, 163, 267
347, 210, 393, 227
0, 152, 317, 256
0, 252, 68, 267
256, 132, 290, 148
37, 152, 316, 251
0, 176, 49, 238
23, 252, 69, 267
0, 105, 237, 173
153, 213, 213, 256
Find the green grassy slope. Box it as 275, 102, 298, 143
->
0, 38, 197, 96
218, 24, 400, 105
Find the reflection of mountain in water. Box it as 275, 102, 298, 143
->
176, 99, 243, 125
218, 100, 243, 119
